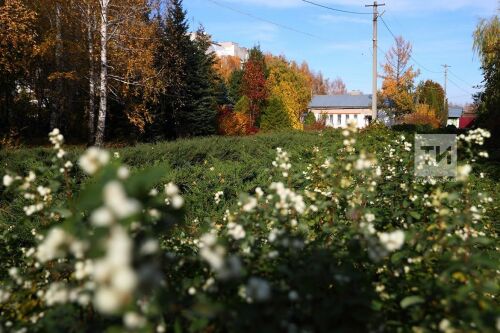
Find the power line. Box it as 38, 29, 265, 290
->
300, 0, 371, 15
448, 77, 474, 95
379, 15, 478, 97
449, 69, 477, 88
206, 0, 324, 41
379, 16, 442, 74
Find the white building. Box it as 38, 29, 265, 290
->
308, 94, 373, 128
210, 42, 249, 61
447, 106, 463, 127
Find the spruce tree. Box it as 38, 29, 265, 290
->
154, 1, 220, 139
180, 26, 219, 136
154, 0, 191, 139
228, 69, 243, 104
261, 98, 292, 131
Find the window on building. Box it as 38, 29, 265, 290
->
337, 115, 341, 125
329, 115, 334, 125
346, 115, 350, 122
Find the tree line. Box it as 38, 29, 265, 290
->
0, 0, 348, 146
0, 0, 221, 145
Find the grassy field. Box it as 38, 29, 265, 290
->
2, 128, 499, 226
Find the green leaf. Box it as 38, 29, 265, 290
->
391, 251, 406, 264
410, 212, 421, 220
400, 296, 425, 309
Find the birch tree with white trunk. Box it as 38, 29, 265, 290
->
89, 0, 162, 146
94, 0, 109, 146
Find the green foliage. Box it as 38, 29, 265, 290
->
228, 69, 244, 105
474, 15, 500, 147
153, 1, 219, 139
260, 98, 293, 131
234, 95, 251, 114
416, 80, 446, 125
303, 112, 316, 126
153, 0, 191, 139
266, 57, 311, 129
0, 127, 499, 332
180, 26, 219, 137
247, 45, 266, 74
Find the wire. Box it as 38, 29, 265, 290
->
448, 69, 477, 88
379, 16, 442, 74
206, 0, 324, 41
299, 0, 371, 15
448, 77, 474, 95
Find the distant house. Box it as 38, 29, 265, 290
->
459, 106, 477, 129
447, 106, 463, 127
308, 94, 373, 128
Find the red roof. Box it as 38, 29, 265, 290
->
459, 116, 476, 129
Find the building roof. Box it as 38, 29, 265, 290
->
309, 94, 372, 109
448, 106, 463, 118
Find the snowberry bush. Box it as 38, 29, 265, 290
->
0, 125, 498, 332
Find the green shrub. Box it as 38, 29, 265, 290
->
303, 111, 316, 126
0, 126, 498, 332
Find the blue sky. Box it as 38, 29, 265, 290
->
183, 0, 498, 105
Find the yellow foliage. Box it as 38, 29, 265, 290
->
266, 56, 311, 130
402, 104, 441, 128
109, 0, 162, 129
126, 104, 153, 133
380, 36, 419, 114
0, 0, 37, 76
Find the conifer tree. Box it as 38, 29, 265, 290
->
181, 26, 219, 137
228, 69, 243, 104
154, 0, 191, 139
154, 1, 219, 139
261, 97, 292, 131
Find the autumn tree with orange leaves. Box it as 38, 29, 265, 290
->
214, 55, 242, 83
380, 36, 419, 117
0, 0, 37, 133
242, 47, 267, 127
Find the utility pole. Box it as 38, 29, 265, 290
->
442, 64, 450, 107
365, 1, 385, 121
